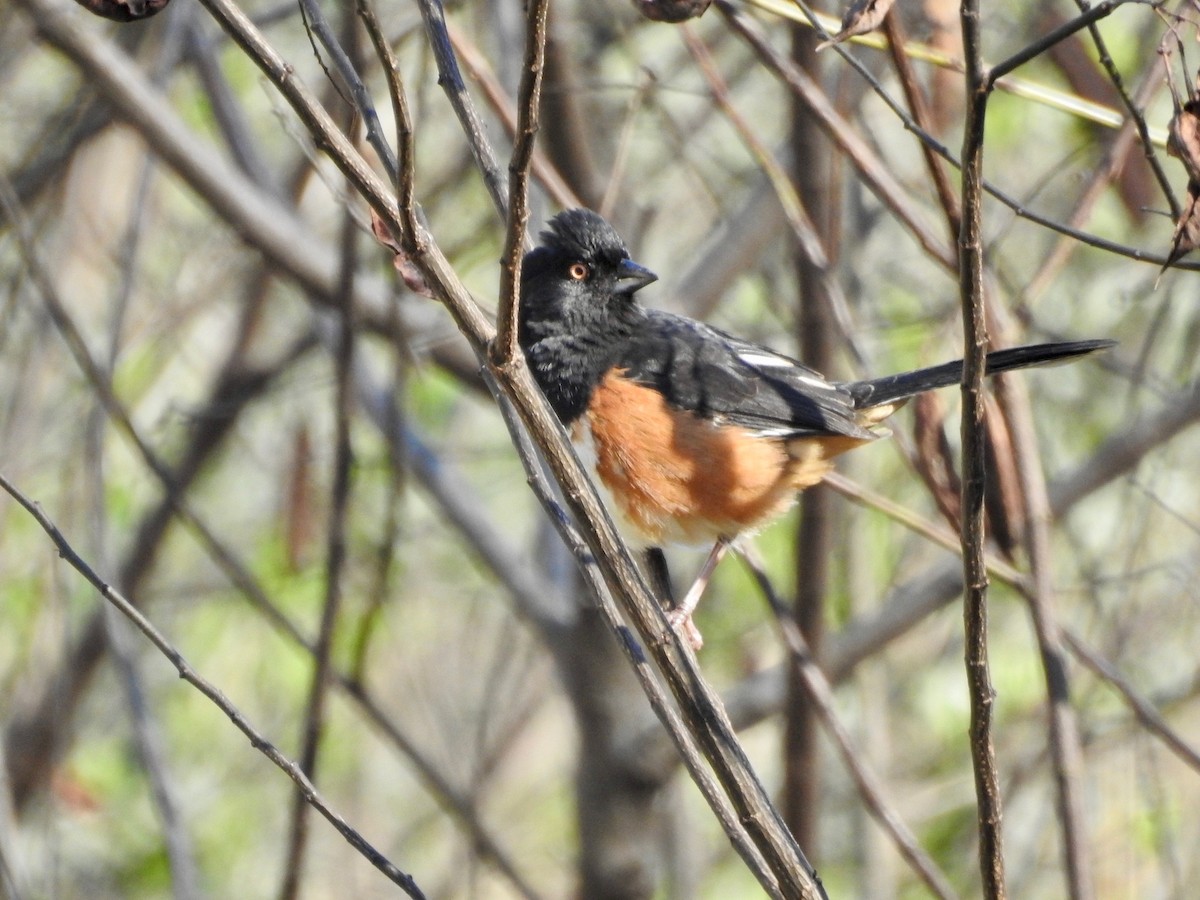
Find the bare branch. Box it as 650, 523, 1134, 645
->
492, 0, 549, 367
297, 0, 398, 179
959, 2, 1007, 895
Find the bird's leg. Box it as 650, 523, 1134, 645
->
642, 547, 673, 601
667, 537, 731, 649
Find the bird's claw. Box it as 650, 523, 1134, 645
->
666, 608, 704, 650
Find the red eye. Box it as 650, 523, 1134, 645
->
568, 262, 590, 281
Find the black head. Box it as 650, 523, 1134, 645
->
519, 209, 657, 337
519, 209, 658, 421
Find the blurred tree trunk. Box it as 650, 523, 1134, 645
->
551, 599, 673, 900
783, 21, 838, 854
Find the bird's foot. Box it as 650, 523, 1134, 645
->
666, 607, 704, 650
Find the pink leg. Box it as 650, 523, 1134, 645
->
666, 538, 730, 649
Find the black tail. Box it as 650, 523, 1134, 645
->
846, 339, 1115, 410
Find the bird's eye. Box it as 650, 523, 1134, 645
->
568, 262, 590, 281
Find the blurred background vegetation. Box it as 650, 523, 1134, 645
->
1, 0, 1199, 897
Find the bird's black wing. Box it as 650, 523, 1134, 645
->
616, 311, 876, 440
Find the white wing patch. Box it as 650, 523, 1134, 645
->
736, 350, 795, 369
736, 350, 836, 393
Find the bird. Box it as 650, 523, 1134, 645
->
518, 208, 1113, 648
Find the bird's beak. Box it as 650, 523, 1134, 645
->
615, 258, 658, 295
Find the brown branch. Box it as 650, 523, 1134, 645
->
1017, 64, 1165, 310
9, 0, 479, 370
296, 0, 397, 179
790, 0, 1200, 275
1066, 631, 1200, 773
1, 164, 540, 894
985, 0, 1145, 89
485, 373, 786, 898
1068, 0, 1179, 219
781, 19, 833, 855
630, 388, 1200, 782
356, 0, 419, 241
492, 0, 549, 367
878, 46, 1086, 859
959, 2, 1007, 895
682, 25, 864, 370
883, 11, 961, 236
83, 149, 203, 900
486, 360, 827, 899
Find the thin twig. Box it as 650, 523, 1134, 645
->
487, 359, 828, 900
753, 0, 1159, 140
492, 0, 549, 366
0, 472, 427, 900
448, 25, 583, 210
882, 11, 961, 236
823, 473, 1030, 589
186, 12, 278, 190
345, 1, 413, 671
682, 24, 866, 371
1065, 631, 1200, 772
782, 0, 1200, 274
85, 143, 203, 900
1071, 0, 1179, 217
8, 0, 480, 360
356, 0, 420, 241
959, 2, 1007, 894
995, 382, 1094, 900
3, 169, 425, 893
1, 166, 536, 896
1018, 64, 1166, 310
986, 0, 1141, 86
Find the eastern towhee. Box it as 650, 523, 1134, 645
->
519, 208, 1113, 647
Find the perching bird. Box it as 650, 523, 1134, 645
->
518, 208, 1112, 647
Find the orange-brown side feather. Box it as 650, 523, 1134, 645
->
582, 372, 874, 546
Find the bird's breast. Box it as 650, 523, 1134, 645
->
573, 369, 831, 547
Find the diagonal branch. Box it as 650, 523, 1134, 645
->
739, 549, 960, 900
0, 472, 427, 900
